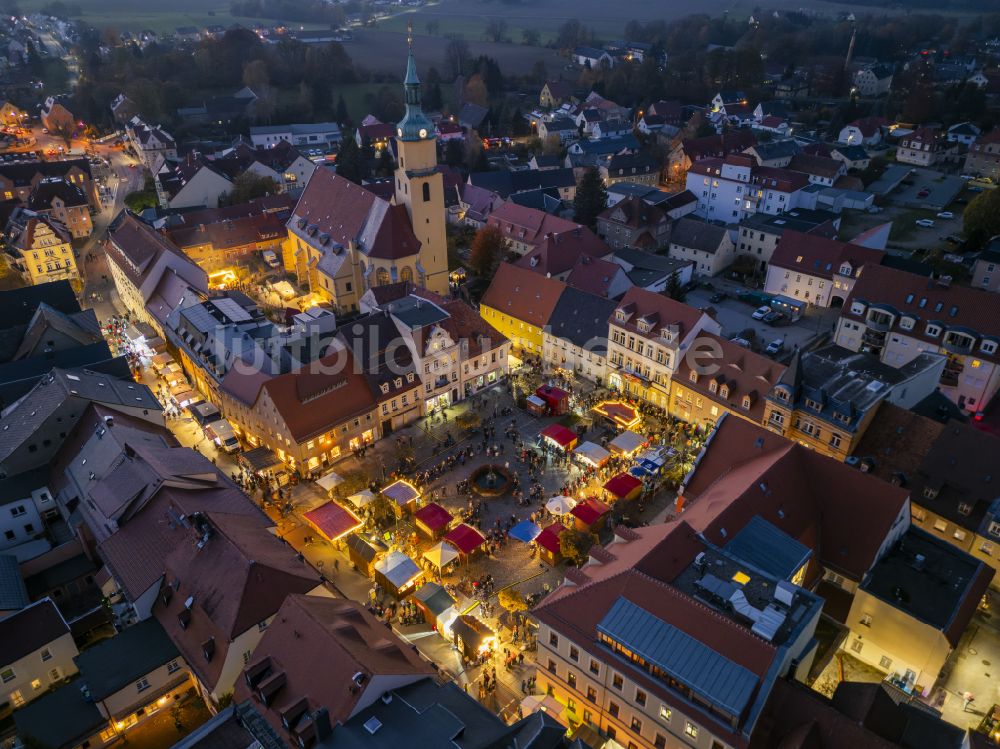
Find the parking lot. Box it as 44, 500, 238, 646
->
685, 283, 838, 359
888, 168, 964, 211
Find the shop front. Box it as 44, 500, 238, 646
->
425, 391, 451, 412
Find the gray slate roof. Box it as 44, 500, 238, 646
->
0, 554, 29, 610
74, 618, 180, 700
670, 217, 730, 254
546, 287, 617, 353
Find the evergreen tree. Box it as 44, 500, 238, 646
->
335, 93, 349, 126
573, 167, 607, 229
666, 271, 686, 301
336, 132, 363, 184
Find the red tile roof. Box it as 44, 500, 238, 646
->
769, 230, 884, 279
611, 286, 709, 341
480, 261, 565, 329
233, 594, 433, 739
154, 512, 319, 693
847, 117, 888, 138
167, 211, 285, 252
681, 130, 757, 161
515, 227, 611, 277
681, 415, 908, 581
444, 523, 486, 554
570, 497, 611, 525
540, 423, 577, 447
487, 200, 585, 249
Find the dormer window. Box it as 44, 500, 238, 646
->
850, 301, 866, 316
982, 340, 998, 355
900, 316, 915, 331
926, 324, 941, 337
394, 378, 402, 388
775, 388, 789, 402
380, 383, 390, 394
709, 380, 718, 393
719, 385, 730, 399
923, 486, 939, 500
805, 398, 822, 411
689, 371, 698, 383
615, 309, 628, 322
742, 395, 752, 410
406, 372, 415, 383
839, 263, 852, 276
637, 320, 650, 333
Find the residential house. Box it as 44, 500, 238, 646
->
671, 332, 786, 428
947, 121, 980, 146
468, 168, 577, 202
155, 154, 234, 210
104, 211, 209, 336
457, 102, 489, 132
0, 100, 26, 127
667, 217, 735, 277
573, 46, 613, 68
542, 286, 616, 382
0, 159, 98, 208
745, 139, 800, 168
455, 183, 503, 228
971, 241, 1000, 293
2, 208, 79, 288
737, 209, 840, 272
125, 117, 177, 172
40, 96, 74, 136
606, 286, 721, 406
710, 90, 747, 112
532, 519, 823, 749
896, 128, 943, 167
356, 120, 396, 151
787, 153, 847, 186
667, 130, 757, 179
0, 599, 77, 712
233, 595, 434, 746
249, 122, 342, 149
591, 119, 632, 140
763, 345, 946, 461
27, 178, 92, 239
515, 228, 612, 280
834, 264, 1000, 416
598, 152, 659, 187
486, 201, 590, 256
842, 527, 991, 689
838, 117, 888, 146
611, 247, 694, 293
536, 116, 578, 144
480, 262, 565, 357
597, 196, 672, 251
539, 80, 576, 109
565, 255, 633, 300
831, 145, 872, 172
764, 230, 884, 308
220, 140, 317, 192
153, 511, 323, 703
753, 115, 792, 138
109, 93, 137, 124
686, 155, 810, 223
963, 130, 1000, 181
854, 64, 894, 96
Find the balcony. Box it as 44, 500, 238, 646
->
862, 328, 887, 347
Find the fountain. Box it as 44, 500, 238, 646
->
469, 463, 514, 497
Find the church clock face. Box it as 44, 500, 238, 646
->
397, 127, 403, 137
419, 128, 428, 138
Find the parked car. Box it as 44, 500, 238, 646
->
709, 292, 728, 303
752, 305, 772, 320
917, 189, 930, 199
765, 338, 785, 355
915, 219, 935, 228
763, 310, 786, 325
936, 211, 954, 220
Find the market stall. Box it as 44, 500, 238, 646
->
508, 520, 542, 544
534, 385, 570, 416
383, 480, 421, 517
451, 614, 496, 659
302, 501, 361, 542
535, 522, 566, 566
344, 532, 387, 577
443, 524, 486, 560
151, 352, 174, 372
413, 502, 454, 540
346, 490, 376, 510
315, 470, 344, 496
570, 498, 611, 533
411, 582, 458, 634
603, 473, 643, 502
520, 694, 568, 723
525, 394, 548, 417
592, 400, 641, 430
608, 430, 647, 456
372, 550, 423, 599
422, 541, 460, 572
574, 441, 610, 468
545, 495, 577, 516
539, 424, 578, 452
240, 446, 283, 475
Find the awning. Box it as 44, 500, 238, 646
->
383, 480, 420, 507
608, 430, 646, 455
151, 352, 174, 369
414, 502, 454, 533
604, 473, 642, 500
174, 390, 198, 407
535, 523, 566, 555
412, 582, 456, 617
373, 551, 421, 591
316, 470, 344, 493
345, 533, 386, 563
540, 424, 577, 449
443, 523, 486, 554
545, 495, 577, 515
570, 498, 611, 526
509, 520, 542, 543
451, 615, 495, 651
423, 541, 460, 569
303, 501, 361, 541
574, 441, 610, 467
240, 446, 283, 472
347, 490, 376, 508
520, 694, 567, 718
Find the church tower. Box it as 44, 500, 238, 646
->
394, 25, 449, 294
